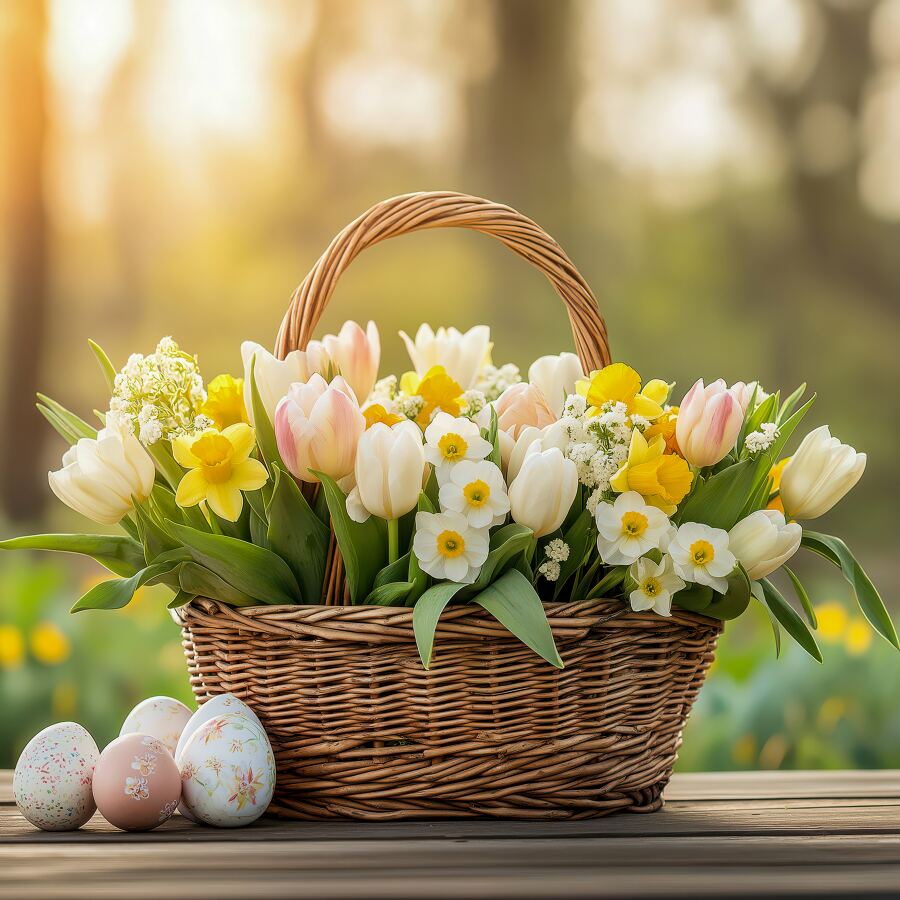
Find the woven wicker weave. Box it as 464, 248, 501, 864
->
177, 191, 722, 820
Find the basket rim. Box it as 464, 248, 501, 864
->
174, 596, 721, 645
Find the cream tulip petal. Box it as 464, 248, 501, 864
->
176, 468, 208, 508
222, 423, 255, 463
205, 482, 244, 522
231, 458, 269, 492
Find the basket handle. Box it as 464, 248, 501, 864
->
275, 191, 612, 372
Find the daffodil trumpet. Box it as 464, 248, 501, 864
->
3, 330, 892, 673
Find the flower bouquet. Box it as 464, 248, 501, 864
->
3, 191, 894, 820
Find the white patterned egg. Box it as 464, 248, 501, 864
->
120, 696, 193, 756
14, 722, 99, 831
174, 694, 264, 822
179, 712, 275, 827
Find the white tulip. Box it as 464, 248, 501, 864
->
780, 425, 866, 520
399, 324, 492, 389
49, 424, 156, 525
508, 447, 578, 538
528, 353, 584, 417
501, 420, 569, 482
241, 340, 330, 427
347, 421, 425, 522
728, 510, 801, 581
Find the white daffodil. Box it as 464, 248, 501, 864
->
668, 522, 736, 594
412, 510, 490, 584
424, 412, 492, 482
438, 459, 510, 529
627, 555, 685, 617
594, 491, 672, 565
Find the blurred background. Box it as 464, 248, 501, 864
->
1, 0, 899, 770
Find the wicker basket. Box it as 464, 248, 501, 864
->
175, 192, 723, 821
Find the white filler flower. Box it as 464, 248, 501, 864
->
594, 491, 672, 565
438, 460, 510, 529
669, 522, 736, 594
413, 510, 490, 584
628, 556, 685, 617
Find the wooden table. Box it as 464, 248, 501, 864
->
2, 769, 899, 898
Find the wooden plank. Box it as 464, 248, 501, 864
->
3, 799, 899, 843
666, 770, 900, 801
3, 838, 900, 898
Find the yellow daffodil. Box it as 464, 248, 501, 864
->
610, 430, 693, 514
401, 365, 464, 426
0, 624, 24, 670
578, 363, 667, 420
644, 406, 680, 455
363, 403, 403, 429
767, 457, 790, 513
200, 374, 249, 430
173, 423, 268, 521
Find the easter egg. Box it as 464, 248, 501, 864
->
13, 722, 99, 831
179, 712, 275, 827
92, 733, 181, 831
119, 696, 193, 755
174, 694, 264, 823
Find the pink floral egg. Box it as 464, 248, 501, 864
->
119, 696, 193, 756
14, 722, 99, 831
92, 733, 181, 831
179, 712, 275, 827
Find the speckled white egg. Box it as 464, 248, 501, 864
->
174, 694, 264, 822
13, 722, 99, 831
179, 712, 275, 827
120, 696, 193, 756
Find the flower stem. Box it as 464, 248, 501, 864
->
388, 518, 400, 564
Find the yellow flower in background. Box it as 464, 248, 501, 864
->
30, 621, 71, 666
0, 624, 24, 670
645, 406, 680, 455
52, 681, 77, 718
731, 734, 757, 767
818, 696, 847, 731
200, 374, 249, 430
815, 603, 848, 642
845, 619, 872, 656
610, 430, 693, 514
174, 423, 268, 521
363, 403, 403, 429
580, 363, 666, 420
405, 366, 464, 426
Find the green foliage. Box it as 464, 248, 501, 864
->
759, 577, 823, 663
0, 533, 145, 578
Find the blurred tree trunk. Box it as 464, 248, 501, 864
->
0, 1, 48, 521
466, 0, 576, 232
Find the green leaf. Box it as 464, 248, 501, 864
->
88, 339, 117, 392
472, 569, 564, 668
482, 406, 501, 468
784, 564, 817, 629
586, 565, 626, 600
462, 523, 534, 596
673, 583, 714, 613
676, 459, 757, 530
752, 581, 781, 658
777, 383, 807, 426
248, 355, 282, 473
245, 488, 268, 525
266, 465, 330, 602
374, 551, 411, 589
36, 394, 97, 442
747, 396, 815, 498
167, 590, 194, 610
71, 561, 179, 612
412, 581, 468, 668
366, 581, 414, 606
0, 533, 146, 577
133, 500, 179, 562
166, 521, 300, 605
704, 565, 752, 621
553, 509, 593, 599
759, 577, 823, 662
249, 509, 270, 550
314, 471, 387, 603
37, 404, 83, 446
802, 531, 898, 649
177, 561, 258, 607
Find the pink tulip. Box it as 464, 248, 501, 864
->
493, 383, 556, 439
729, 381, 764, 414
322, 321, 381, 405
675, 379, 743, 467
275, 374, 365, 483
